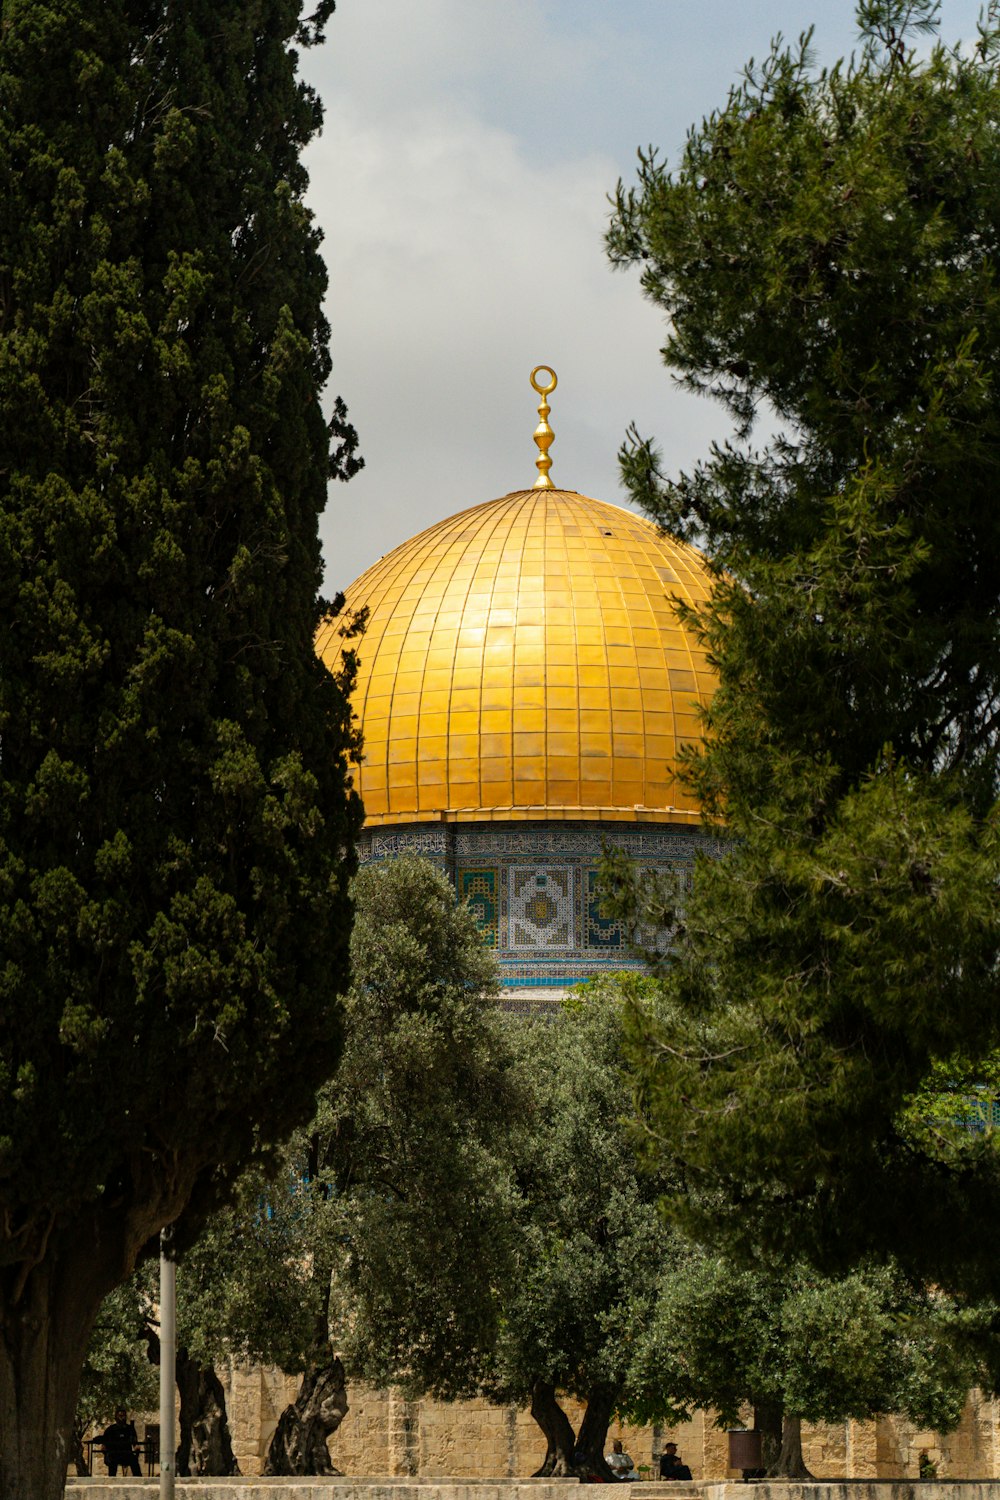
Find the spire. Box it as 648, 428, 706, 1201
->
530, 365, 557, 489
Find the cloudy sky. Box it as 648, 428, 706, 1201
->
303, 0, 985, 591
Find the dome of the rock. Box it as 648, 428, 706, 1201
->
316, 369, 725, 1006
315, 488, 716, 827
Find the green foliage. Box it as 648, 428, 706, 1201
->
136, 857, 520, 1404
323, 857, 522, 1398
0, 0, 362, 1300
77, 1269, 159, 1433
606, 0, 1000, 1299
489, 985, 670, 1416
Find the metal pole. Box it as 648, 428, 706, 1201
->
159, 1228, 176, 1500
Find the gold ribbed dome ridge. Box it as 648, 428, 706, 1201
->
317, 489, 716, 827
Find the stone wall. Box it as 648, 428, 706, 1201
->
219, 1370, 1000, 1482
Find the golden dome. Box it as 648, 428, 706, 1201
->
317, 489, 716, 827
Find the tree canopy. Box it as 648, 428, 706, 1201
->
485, 986, 674, 1480
0, 3, 360, 1495
107, 856, 522, 1476
605, 0, 1000, 1303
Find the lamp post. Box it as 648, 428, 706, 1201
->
159, 1228, 176, 1500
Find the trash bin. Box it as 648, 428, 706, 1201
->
728, 1429, 763, 1472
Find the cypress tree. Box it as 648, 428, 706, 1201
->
0, 3, 361, 1494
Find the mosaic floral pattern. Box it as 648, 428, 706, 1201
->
460, 868, 499, 948
508, 867, 574, 949
586, 869, 623, 950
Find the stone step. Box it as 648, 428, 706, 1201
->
65, 1482, 588, 1500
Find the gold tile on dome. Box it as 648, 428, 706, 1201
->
513, 780, 546, 805
480, 713, 513, 739
448, 734, 479, 760
512, 684, 546, 710
578, 762, 611, 786
481, 733, 512, 760
362, 788, 389, 816
449, 757, 479, 784
359, 707, 389, 734
417, 735, 448, 761
454, 647, 483, 671
646, 735, 676, 762
404, 627, 433, 649
387, 738, 417, 765
513, 732, 544, 757
481, 757, 512, 784
580, 710, 612, 734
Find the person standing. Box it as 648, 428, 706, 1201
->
100, 1408, 142, 1477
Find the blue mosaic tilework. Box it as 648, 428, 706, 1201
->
508, 867, 574, 949
586, 868, 623, 950
359, 820, 735, 990
459, 868, 498, 948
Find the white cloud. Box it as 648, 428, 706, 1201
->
303, 0, 991, 590
308, 71, 720, 589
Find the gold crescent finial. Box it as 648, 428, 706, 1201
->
530, 365, 557, 489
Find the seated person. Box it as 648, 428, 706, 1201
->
606, 1438, 634, 1478
100, 1408, 142, 1477
659, 1442, 693, 1481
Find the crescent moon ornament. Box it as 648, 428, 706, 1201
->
530, 366, 558, 489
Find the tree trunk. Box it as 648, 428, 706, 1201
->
175, 1347, 240, 1476
71, 1418, 89, 1477
529, 1380, 578, 1477
773, 1415, 813, 1479
0, 1246, 109, 1500
753, 1399, 783, 1477
263, 1355, 348, 1475
575, 1383, 619, 1481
